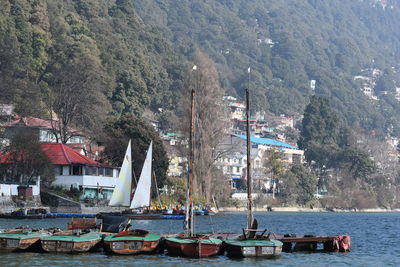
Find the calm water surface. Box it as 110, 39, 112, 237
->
0, 212, 399, 267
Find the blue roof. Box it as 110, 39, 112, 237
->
232, 134, 298, 149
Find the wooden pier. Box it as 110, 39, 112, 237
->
273, 234, 351, 253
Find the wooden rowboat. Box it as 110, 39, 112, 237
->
41, 231, 102, 253
103, 229, 161, 255
0, 229, 49, 252
224, 237, 282, 258
165, 233, 223, 258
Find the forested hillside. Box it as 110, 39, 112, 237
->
1, 0, 400, 137
133, 0, 400, 136
0, 0, 185, 130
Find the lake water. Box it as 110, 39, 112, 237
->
0, 212, 399, 267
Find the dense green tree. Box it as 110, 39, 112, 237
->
298, 95, 339, 166
334, 147, 376, 181
290, 165, 317, 205
0, 129, 54, 186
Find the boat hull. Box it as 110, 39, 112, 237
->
224, 239, 283, 258
0, 237, 42, 252
103, 239, 160, 255
165, 235, 223, 258
103, 230, 161, 255
41, 232, 102, 253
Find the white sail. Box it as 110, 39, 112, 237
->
109, 140, 132, 206
130, 142, 153, 209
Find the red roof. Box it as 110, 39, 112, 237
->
40, 143, 101, 166
0, 152, 13, 164
0, 116, 82, 135
1, 116, 54, 128
0, 143, 114, 168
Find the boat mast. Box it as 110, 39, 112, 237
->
246, 88, 253, 230
186, 89, 195, 237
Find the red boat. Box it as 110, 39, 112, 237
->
165, 90, 222, 258
165, 233, 222, 258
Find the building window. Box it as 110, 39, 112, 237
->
72, 165, 82, 175
54, 166, 62, 175
84, 166, 98, 176
105, 168, 113, 177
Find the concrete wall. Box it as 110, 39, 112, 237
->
53, 175, 118, 189
0, 183, 40, 196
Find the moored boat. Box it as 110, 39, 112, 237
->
40, 230, 102, 253
0, 228, 50, 252
165, 233, 222, 258
224, 237, 282, 258
165, 89, 222, 258
103, 229, 161, 255
224, 89, 283, 258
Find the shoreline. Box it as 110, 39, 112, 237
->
218, 207, 400, 213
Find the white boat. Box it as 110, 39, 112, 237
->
109, 140, 133, 207
130, 142, 152, 209
109, 141, 153, 209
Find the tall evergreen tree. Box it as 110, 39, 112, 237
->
298, 95, 339, 166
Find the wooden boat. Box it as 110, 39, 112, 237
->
40, 230, 102, 253
0, 228, 50, 252
165, 233, 222, 257
224, 235, 283, 258
165, 89, 223, 258
0, 213, 56, 219
0, 208, 56, 219
224, 89, 283, 258
67, 217, 97, 230
103, 229, 161, 255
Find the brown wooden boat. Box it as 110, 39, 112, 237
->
40, 230, 102, 253
67, 217, 97, 230
103, 229, 161, 255
0, 229, 50, 252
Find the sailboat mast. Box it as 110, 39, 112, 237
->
186, 89, 195, 237
246, 88, 253, 230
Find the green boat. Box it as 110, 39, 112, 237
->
224, 237, 283, 258
224, 89, 283, 258
0, 229, 49, 252
41, 231, 102, 253
103, 229, 161, 255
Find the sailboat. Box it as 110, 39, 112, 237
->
165, 89, 223, 258
224, 89, 283, 258
103, 141, 162, 255
109, 140, 133, 207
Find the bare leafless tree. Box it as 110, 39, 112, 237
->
181, 50, 229, 202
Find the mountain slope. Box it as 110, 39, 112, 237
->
132, 0, 400, 136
